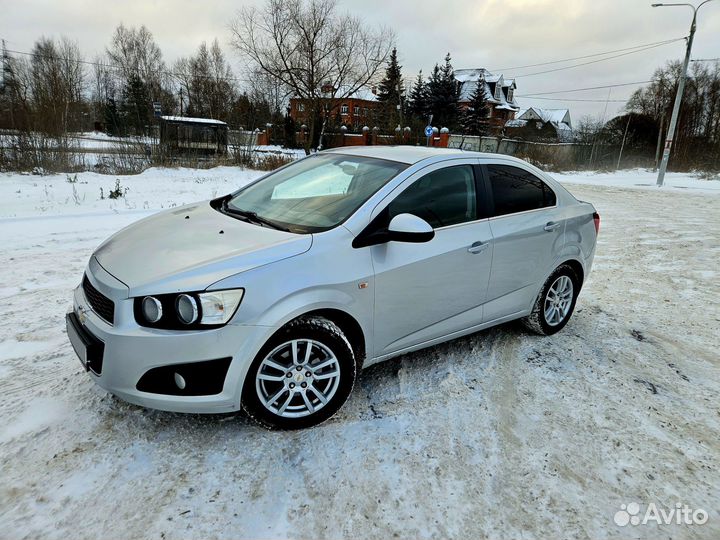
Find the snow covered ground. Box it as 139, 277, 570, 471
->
0, 166, 718, 539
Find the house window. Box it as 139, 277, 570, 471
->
363, 107, 369, 116
297, 103, 305, 112
353, 105, 360, 115
507, 88, 514, 102
495, 85, 502, 100
341, 104, 349, 115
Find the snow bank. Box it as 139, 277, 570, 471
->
0, 167, 719, 539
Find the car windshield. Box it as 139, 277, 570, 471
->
224, 153, 407, 233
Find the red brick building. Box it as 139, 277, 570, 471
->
289, 86, 379, 130
455, 69, 520, 130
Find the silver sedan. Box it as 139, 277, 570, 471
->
66, 147, 599, 429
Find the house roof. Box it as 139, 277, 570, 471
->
506, 107, 573, 140
160, 116, 227, 126
517, 107, 571, 128
455, 68, 520, 112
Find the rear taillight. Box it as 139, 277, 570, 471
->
593, 212, 600, 235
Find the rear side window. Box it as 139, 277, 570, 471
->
388, 165, 477, 228
487, 165, 556, 216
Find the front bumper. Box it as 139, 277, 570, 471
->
68, 265, 277, 414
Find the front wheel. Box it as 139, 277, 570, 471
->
522, 264, 580, 335
241, 317, 357, 430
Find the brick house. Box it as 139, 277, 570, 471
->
289, 86, 379, 130
455, 69, 521, 129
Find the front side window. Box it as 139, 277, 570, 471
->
340, 104, 349, 115
225, 154, 407, 233
388, 165, 477, 229
487, 164, 556, 217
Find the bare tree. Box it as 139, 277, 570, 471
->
230, 0, 394, 154
173, 39, 237, 120
29, 37, 85, 134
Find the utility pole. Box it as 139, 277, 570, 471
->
653, 0, 717, 186
396, 78, 404, 129
179, 88, 184, 116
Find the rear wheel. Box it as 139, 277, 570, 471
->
241, 317, 357, 430
522, 264, 580, 335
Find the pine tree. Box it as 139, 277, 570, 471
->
376, 47, 405, 130
462, 78, 491, 136
119, 75, 151, 136
426, 53, 460, 130
407, 70, 428, 123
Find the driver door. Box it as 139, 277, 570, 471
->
369, 160, 494, 357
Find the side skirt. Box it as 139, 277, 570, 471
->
364, 309, 529, 367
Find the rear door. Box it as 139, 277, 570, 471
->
482, 163, 565, 321
370, 160, 494, 356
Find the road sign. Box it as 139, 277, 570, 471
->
424, 125, 434, 137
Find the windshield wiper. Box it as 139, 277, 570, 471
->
222, 201, 291, 232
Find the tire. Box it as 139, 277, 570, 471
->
522, 264, 580, 336
241, 316, 357, 430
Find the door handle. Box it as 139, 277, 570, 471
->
467, 241, 489, 254
544, 221, 561, 232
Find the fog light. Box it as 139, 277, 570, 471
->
174, 372, 186, 390
141, 296, 163, 323
176, 294, 198, 324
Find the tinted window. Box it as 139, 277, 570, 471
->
487, 165, 556, 216
388, 165, 477, 228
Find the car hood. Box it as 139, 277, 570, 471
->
94, 201, 312, 296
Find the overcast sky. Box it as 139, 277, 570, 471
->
2, 0, 719, 121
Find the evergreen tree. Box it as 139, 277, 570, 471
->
426, 53, 460, 130
103, 98, 122, 136
376, 47, 405, 130
461, 78, 491, 136
407, 70, 428, 123
119, 75, 151, 136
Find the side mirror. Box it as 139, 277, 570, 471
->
387, 213, 435, 243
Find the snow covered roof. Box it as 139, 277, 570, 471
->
506, 107, 573, 140
517, 107, 571, 128
160, 116, 227, 126
335, 86, 378, 102
455, 68, 520, 112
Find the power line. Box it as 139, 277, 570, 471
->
691, 57, 720, 62
521, 80, 652, 96
491, 37, 685, 71
516, 95, 627, 103
505, 39, 686, 78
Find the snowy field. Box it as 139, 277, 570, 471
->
0, 166, 719, 539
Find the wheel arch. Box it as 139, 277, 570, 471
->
560, 258, 585, 289
274, 308, 367, 369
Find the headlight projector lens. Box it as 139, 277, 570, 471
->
141, 296, 163, 323
176, 294, 198, 324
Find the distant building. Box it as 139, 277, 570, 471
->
289, 86, 379, 130
159, 116, 228, 155
506, 107, 573, 141
455, 69, 521, 129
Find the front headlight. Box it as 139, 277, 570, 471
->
197, 290, 244, 325
134, 288, 244, 329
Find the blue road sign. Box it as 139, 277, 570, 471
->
424, 125, 434, 137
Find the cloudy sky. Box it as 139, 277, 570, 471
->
2, 0, 719, 120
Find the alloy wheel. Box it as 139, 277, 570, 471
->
544, 275, 574, 326
255, 339, 341, 418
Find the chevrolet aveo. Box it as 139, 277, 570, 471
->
67, 147, 599, 429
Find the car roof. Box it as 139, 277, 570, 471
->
321, 145, 526, 166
